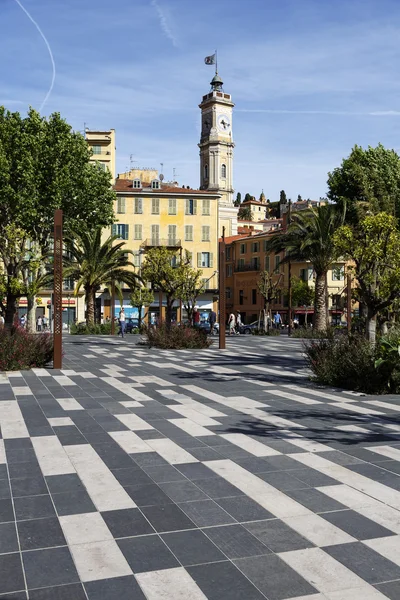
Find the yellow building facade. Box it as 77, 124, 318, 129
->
86, 129, 116, 181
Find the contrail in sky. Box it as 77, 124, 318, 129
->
151, 0, 178, 47
14, 0, 56, 111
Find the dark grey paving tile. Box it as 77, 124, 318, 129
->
160, 480, 208, 503
0, 591, 26, 599
111, 467, 152, 487
286, 488, 348, 513
216, 495, 274, 522
124, 483, 172, 507
11, 477, 48, 498
175, 463, 220, 481
322, 509, 396, 540
140, 503, 196, 532
256, 439, 305, 454
378, 460, 400, 476
347, 463, 400, 490
315, 450, 365, 466
0, 465, 7, 481
52, 490, 97, 516
178, 499, 236, 527
325, 541, 400, 584
0, 479, 11, 500
29, 583, 87, 600
14, 495, 55, 521
101, 508, 154, 538
0, 522, 19, 554
23, 546, 80, 590
204, 524, 271, 559
85, 575, 147, 600
215, 445, 255, 459
234, 457, 281, 474
17, 516, 66, 550
131, 452, 169, 468
199, 435, 231, 447
162, 529, 225, 566
8, 461, 43, 480
0, 553, 25, 596
257, 470, 310, 491
187, 561, 266, 600
45, 474, 85, 494
187, 446, 222, 461
143, 464, 187, 484
194, 477, 243, 499
244, 519, 314, 553
134, 430, 166, 440
262, 455, 306, 471
117, 534, 179, 573
234, 553, 318, 600
5, 448, 37, 464
374, 580, 400, 600
288, 467, 339, 487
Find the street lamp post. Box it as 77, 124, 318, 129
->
53, 209, 63, 369
218, 227, 226, 350
67, 293, 71, 331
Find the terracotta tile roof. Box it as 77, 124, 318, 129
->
241, 199, 268, 206
113, 179, 218, 195
221, 234, 249, 244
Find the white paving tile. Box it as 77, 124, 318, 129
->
60, 512, 114, 545
48, 417, 75, 427
279, 547, 377, 594
367, 445, 400, 461
53, 376, 77, 386
335, 425, 370, 433
130, 375, 172, 386
283, 385, 354, 402
165, 406, 220, 426
31, 368, 51, 377
115, 413, 153, 431
55, 398, 84, 411
31, 436, 76, 476
220, 433, 281, 457
326, 587, 389, 599
64, 444, 136, 511
247, 364, 307, 378
283, 514, 356, 547
146, 438, 198, 464
168, 418, 215, 437
109, 431, 152, 454
68, 540, 132, 582
0, 401, 29, 438
11, 386, 33, 395
247, 409, 306, 430
364, 535, 400, 566
136, 567, 208, 600
365, 400, 400, 411
119, 401, 143, 408
331, 403, 383, 416
0, 440, 5, 464
266, 389, 322, 405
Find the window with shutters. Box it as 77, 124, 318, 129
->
265, 256, 270, 272
187, 251, 193, 266
252, 242, 259, 253
185, 225, 193, 241
133, 253, 140, 268
202, 226, 210, 242
134, 198, 143, 214
275, 254, 281, 272
226, 287, 231, 299
151, 179, 160, 189
221, 164, 227, 178
202, 199, 210, 215
112, 224, 129, 240
226, 247, 231, 260
252, 257, 260, 270
168, 225, 177, 244
133, 179, 141, 189
240, 243, 246, 254
238, 258, 245, 270
202, 278, 209, 290
332, 265, 344, 281
263, 240, 269, 252
168, 198, 177, 215
151, 225, 159, 244
198, 252, 213, 268
134, 224, 142, 240
226, 264, 233, 277
92, 145, 101, 154
117, 197, 126, 214
252, 289, 257, 304
239, 290, 244, 305
185, 199, 197, 215
151, 198, 160, 214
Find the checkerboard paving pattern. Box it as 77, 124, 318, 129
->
1, 335, 400, 599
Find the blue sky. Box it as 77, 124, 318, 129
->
2, 0, 400, 201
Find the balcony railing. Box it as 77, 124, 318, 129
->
141, 238, 182, 249
235, 262, 261, 272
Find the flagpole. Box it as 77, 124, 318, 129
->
215, 49, 218, 74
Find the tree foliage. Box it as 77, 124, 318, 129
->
129, 286, 154, 329
257, 271, 284, 331
234, 192, 242, 207
244, 193, 252, 202
333, 212, 400, 341
279, 190, 287, 204
180, 269, 205, 324
327, 144, 400, 223
64, 227, 138, 325
290, 277, 314, 307
237, 205, 253, 221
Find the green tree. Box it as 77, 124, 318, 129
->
234, 192, 242, 207
180, 269, 205, 324
334, 212, 400, 343
129, 286, 154, 330
244, 193, 252, 202
140, 247, 193, 326
64, 227, 138, 325
238, 205, 253, 221
297, 194, 303, 202
327, 144, 400, 223
280, 190, 287, 204
257, 271, 284, 331
266, 205, 346, 331
0, 107, 115, 325
290, 277, 314, 308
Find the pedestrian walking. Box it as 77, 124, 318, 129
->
42, 316, 47, 331
228, 311, 236, 336
37, 316, 43, 332
0, 314, 4, 328
236, 311, 242, 335
20, 314, 26, 328
193, 308, 200, 328
273, 311, 282, 329
118, 307, 126, 338
209, 310, 217, 334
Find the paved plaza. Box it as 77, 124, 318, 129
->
1, 335, 400, 599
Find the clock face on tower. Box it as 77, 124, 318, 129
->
217, 114, 231, 132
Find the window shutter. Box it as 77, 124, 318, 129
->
187, 251, 193, 266
111, 224, 117, 237
185, 199, 189, 215
169, 198, 176, 214
124, 225, 129, 240
202, 199, 210, 215
209, 252, 214, 268
197, 252, 202, 268
117, 197, 126, 213
193, 199, 197, 215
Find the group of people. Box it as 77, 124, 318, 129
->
227, 310, 242, 335
36, 315, 48, 331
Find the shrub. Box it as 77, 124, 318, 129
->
291, 326, 336, 339
375, 328, 400, 392
70, 322, 112, 335
0, 326, 53, 371
304, 334, 387, 394
146, 324, 212, 349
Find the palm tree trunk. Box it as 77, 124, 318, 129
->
314, 272, 327, 331
86, 289, 95, 325
366, 305, 377, 344
26, 296, 36, 333
5, 293, 18, 328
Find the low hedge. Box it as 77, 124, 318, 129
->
70, 322, 112, 335
146, 324, 212, 349
0, 326, 53, 371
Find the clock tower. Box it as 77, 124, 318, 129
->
199, 72, 237, 235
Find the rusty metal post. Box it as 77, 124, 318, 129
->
53, 210, 63, 369
219, 227, 226, 350
347, 273, 352, 334
287, 200, 292, 336
111, 279, 115, 335
159, 290, 163, 325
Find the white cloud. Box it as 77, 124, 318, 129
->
151, 0, 179, 48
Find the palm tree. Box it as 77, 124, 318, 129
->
64, 227, 139, 325
266, 204, 345, 331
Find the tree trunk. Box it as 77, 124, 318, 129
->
314, 272, 327, 332
5, 293, 18, 328
366, 306, 377, 344
26, 296, 36, 333
166, 296, 174, 327
138, 305, 142, 330
86, 289, 95, 325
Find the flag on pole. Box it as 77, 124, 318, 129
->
204, 53, 216, 65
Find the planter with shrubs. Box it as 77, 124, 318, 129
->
0, 326, 53, 371
146, 324, 212, 349
70, 322, 112, 335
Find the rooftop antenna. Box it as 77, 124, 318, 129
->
130, 154, 137, 171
